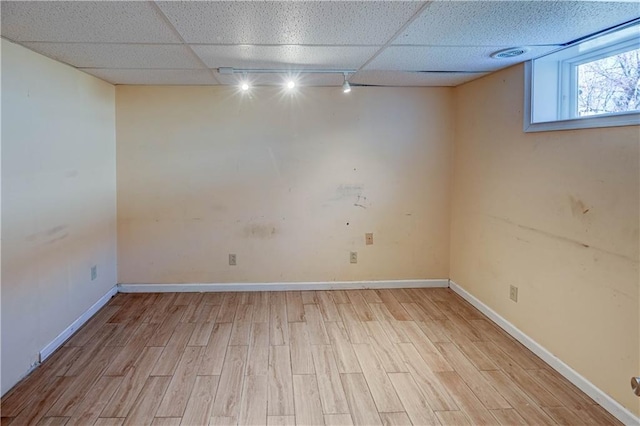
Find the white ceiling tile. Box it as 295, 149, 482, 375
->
364, 45, 558, 72
191, 45, 378, 70
1, 1, 180, 43
351, 70, 489, 87
79, 69, 217, 85
395, 1, 640, 46
22, 43, 203, 69
155, 1, 424, 45
216, 72, 344, 87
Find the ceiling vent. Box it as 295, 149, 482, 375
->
490, 47, 530, 59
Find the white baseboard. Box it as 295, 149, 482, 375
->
117, 279, 448, 293
449, 280, 639, 426
39, 285, 118, 361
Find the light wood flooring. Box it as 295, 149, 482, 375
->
1, 288, 620, 425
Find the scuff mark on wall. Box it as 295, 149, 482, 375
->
486, 214, 636, 262
335, 184, 364, 199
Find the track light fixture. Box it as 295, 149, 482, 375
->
342, 73, 351, 93
219, 67, 355, 93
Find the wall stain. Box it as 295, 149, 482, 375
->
47, 233, 69, 244
354, 203, 367, 209
568, 196, 590, 217
46, 225, 68, 236
243, 223, 277, 239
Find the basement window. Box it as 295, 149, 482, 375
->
524, 20, 640, 132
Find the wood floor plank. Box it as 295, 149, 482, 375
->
434, 411, 471, 425
340, 374, 382, 426
229, 321, 252, 346
65, 376, 122, 426
266, 416, 295, 426
388, 372, 438, 425
217, 294, 239, 323
543, 406, 585, 425
251, 292, 270, 323
346, 291, 375, 322
238, 375, 268, 426
147, 305, 187, 347
364, 322, 407, 373
310, 345, 350, 414
47, 346, 118, 417
198, 323, 233, 376
151, 418, 181, 426
286, 292, 305, 322
395, 343, 458, 411
337, 304, 369, 344
180, 375, 219, 426
156, 346, 203, 417
479, 369, 555, 425
435, 342, 510, 410
37, 417, 69, 426
324, 414, 354, 426
438, 320, 498, 371
316, 291, 341, 321
303, 304, 330, 345
490, 408, 528, 425
209, 416, 237, 425
122, 376, 171, 426
351, 344, 403, 413
330, 290, 350, 304
378, 412, 411, 426
267, 345, 294, 416
151, 322, 196, 376
234, 304, 254, 323
373, 290, 411, 321
292, 375, 324, 426
397, 321, 452, 372
12, 376, 74, 425
434, 371, 500, 425
325, 322, 361, 374
101, 346, 164, 418
212, 345, 248, 418
188, 321, 216, 347
247, 322, 270, 376
1, 347, 81, 417
473, 340, 562, 408
288, 322, 314, 375
359, 289, 383, 304
105, 323, 158, 376
94, 419, 125, 426
301, 291, 318, 305
527, 367, 594, 409
270, 304, 289, 346
65, 305, 121, 347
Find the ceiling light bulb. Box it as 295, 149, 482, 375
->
287, 80, 295, 89
342, 80, 351, 93
241, 82, 249, 91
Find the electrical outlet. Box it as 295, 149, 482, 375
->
350, 251, 358, 264
229, 254, 237, 266
91, 265, 97, 281
365, 233, 373, 245
510, 285, 518, 302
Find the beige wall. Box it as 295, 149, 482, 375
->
116, 86, 453, 284
1, 40, 117, 395
451, 64, 640, 416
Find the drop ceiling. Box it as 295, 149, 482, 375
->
1, 1, 638, 87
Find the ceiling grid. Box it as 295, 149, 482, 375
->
1, 1, 638, 87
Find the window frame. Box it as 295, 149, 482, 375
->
524, 20, 640, 133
